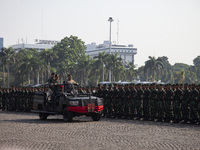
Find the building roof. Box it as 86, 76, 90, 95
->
12, 43, 54, 50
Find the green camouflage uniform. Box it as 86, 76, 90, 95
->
173, 87, 183, 122
143, 87, 151, 120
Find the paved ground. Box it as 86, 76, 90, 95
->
0, 112, 200, 150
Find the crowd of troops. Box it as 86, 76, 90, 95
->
0, 86, 43, 112
1, 83, 200, 124
93, 83, 200, 124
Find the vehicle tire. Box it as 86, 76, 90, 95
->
39, 113, 48, 120
63, 108, 73, 122
92, 112, 101, 121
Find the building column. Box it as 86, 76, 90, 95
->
132, 55, 134, 64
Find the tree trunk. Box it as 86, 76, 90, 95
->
81, 71, 84, 86
37, 71, 39, 84
41, 68, 44, 84
102, 63, 104, 82
28, 71, 30, 84
48, 60, 50, 79
96, 71, 98, 85
3, 64, 5, 88
146, 70, 148, 81
22, 75, 24, 86
32, 72, 34, 84
85, 71, 89, 86
153, 66, 155, 82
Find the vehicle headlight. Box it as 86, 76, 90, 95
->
69, 101, 79, 106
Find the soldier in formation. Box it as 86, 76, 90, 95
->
1, 82, 200, 125
0, 86, 39, 112
95, 83, 200, 124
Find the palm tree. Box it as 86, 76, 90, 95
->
40, 49, 55, 80
105, 53, 123, 81
0, 47, 15, 87
94, 51, 108, 82
144, 56, 164, 82
75, 55, 93, 86
84, 55, 94, 86
125, 62, 137, 81
174, 70, 185, 84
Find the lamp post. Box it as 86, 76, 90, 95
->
108, 17, 114, 82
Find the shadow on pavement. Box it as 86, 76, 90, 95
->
2, 118, 91, 124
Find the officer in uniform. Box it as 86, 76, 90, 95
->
102, 84, 109, 117
143, 84, 151, 120
113, 84, 119, 118
107, 84, 114, 117
124, 84, 131, 119
157, 84, 166, 121
46, 73, 56, 84
182, 84, 191, 123
66, 74, 77, 84
173, 84, 183, 123
189, 85, 199, 123
150, 84, 158, 121
165, 84, 174, 122
129, 84, 137, 119
136, 84, 144, 119
118, 84, 126, 118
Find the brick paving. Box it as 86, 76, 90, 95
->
0, 111, 200, 150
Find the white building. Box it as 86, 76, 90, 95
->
12, 39, 59, 52
86, 41, 137, 64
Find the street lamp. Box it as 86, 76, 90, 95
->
108, 17, 114, 82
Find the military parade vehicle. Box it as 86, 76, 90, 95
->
31, 83, 104, 122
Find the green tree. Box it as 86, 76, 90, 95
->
144, 56, 164, 82
93, 51, 109, 82
0, 47, 15, 87
125, 62, 137, 82
193, 56, 200, 66
40, 49, 56, 80
105, 53, 123, 82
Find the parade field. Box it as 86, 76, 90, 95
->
0, 112, 200, 150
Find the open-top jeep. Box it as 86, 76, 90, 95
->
31, 83, 104, 122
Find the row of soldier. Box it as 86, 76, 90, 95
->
94, 83, 200, 124
0, 86, 44, 112
1, 83, 200, 124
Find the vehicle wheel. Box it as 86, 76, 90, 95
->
63, 108, 73, 122
92, 112, 101, 121
39, 113, 48, 120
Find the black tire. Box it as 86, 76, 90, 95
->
63, 108, 73, 122
39, 113, 48, 120
92, 112, 101, 121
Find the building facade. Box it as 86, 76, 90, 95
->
12, 39, 59, 52
0, 37, 3, 52
86, 41, 137, 64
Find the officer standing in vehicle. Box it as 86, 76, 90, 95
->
46, 73, 56, 84
66, 74, 77, 84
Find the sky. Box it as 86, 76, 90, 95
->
0, 0, 200, 67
